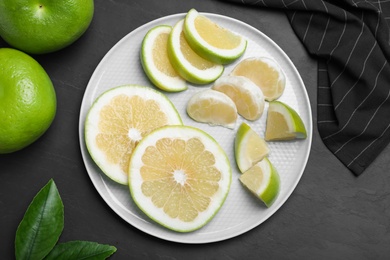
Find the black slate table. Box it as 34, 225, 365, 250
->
1, 0, 390, 259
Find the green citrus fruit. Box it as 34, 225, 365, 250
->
0, 0, 94, 54
239, 157, 280, 207
0, 48, 57, 153
265, 101, 307, 141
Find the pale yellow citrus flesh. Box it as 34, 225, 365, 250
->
235, 123, 269, 173
153, 33, 178, 77
129, 125, 231, 232
187, 90, 237, 128
140, 137, 221, 222
179, 31, 216, 70
265, 111, 295, 141
194, 15, 241, 50
230, 58, 285, 101
96, 95, 169, 175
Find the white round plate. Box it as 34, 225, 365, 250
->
79, 12, 312, 244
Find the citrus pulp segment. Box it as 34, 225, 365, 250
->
140, 25, 187, 92
239, 157, 280, 207
212, 76, 265, 121
128, 125, 232, 232
187, 89, 238, 128
265, 101, 307, 141
84, 85, 183, 185
235, 123, 269, 173
183, 9, 247, 64
167, 19, 224, 84
230, 57, 286, 101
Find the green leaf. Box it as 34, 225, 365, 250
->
15, 179, 64, 260
44, 241, 117, 260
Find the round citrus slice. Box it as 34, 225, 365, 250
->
239, 157, 280, 207
167, 19, 224, 84
140, 25, 187, 92
129, 125, 232, 232
84, 85, 182, 185
235, 122, 269, 173
212, 75, 265, 121
183, 8, 247, 64
187, 89, 238, 128
230, 57, 286, 101
265, 101, 307, 141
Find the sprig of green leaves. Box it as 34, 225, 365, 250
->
15, 179, 117, 260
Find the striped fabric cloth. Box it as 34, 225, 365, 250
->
226, 0, 390, 175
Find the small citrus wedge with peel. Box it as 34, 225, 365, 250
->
140, 25, 187, 92
235, 122, 269, 173
212, 76, 265, 121
167, 19, 224, 84
187, 89, 238, 128
265, 101, 307, 141
239, 157, 280, 207
128, 125, 231, 232
183, 9, 247, 64
84, 85, 182, 185
230, 57, 286, 101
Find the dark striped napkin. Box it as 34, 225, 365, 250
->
225, 0, 390, 175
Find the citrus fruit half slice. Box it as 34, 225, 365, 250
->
140, 25, 187, 92
129, 125, 232, 232
183, 9, 247, 64
167, 19, 224, 84
239, 157, 280, 207
235, 123, 269, 173
230, 57, 286, 101
265, 101, 307, 141
187, 89, 238, 128
84, 85, 182, 185
212, 76, 265, 121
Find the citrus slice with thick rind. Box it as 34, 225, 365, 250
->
140, 25, 187, 92
84, 85, 182, 185
235, 122, 269, 173
212, 76, 265, 121
239, 157, 280, 207
183, 9, 247, 64
187, 89, 238, 129
167, 19, 224, 84
230, 57, 286, 101
129, 125, 232, 232
265, 101, 307, 141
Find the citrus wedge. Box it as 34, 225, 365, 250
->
187, 89, 238, 128
167, 19, 224, 84
140, 25, 187, 92
129, 125, 231, 232
212, 76, 265, 121
265, 101, 307, 141
183, 9, 247, 64
84, 85, 182, 185
235, 122, 269, 173
239, 157, 280, 207
230, 57, 286, 101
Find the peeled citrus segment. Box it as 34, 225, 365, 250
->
230, 57, 286, 101
167, 19, 224, 84
212, 76, 265, 121
140, 25, 187, 92
187, 89, 238, 128
235, 123, 269, 173
129, 125, 231, 232
239, 157, 280, 207
84, 85, 182, 185
265, 101, 307, 141
183, 9, 247, 64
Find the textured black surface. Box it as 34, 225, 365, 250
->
1, 0, 390, 259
